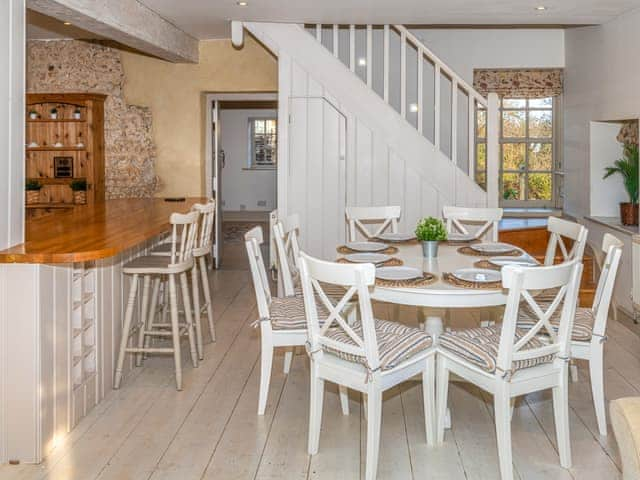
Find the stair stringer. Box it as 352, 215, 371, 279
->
245, 22, 486, 258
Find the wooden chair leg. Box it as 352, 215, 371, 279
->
423, 355, 436, 446
364, 390, 383, 480
552, 372, 572, 468
494, 387, 514, 480
199, 256, 216, 342
168, 274, 183, 391
114, 274, 139, 389
258, 337, 273, 415
590, 343, 607, 436
135, 275, 151, 367
308, 363, 325, 455
339, 385, 350, 415
180, 272, 199, 368
436, 357, 450, 444
143, 277, 161, 354
191, 262, 204, 360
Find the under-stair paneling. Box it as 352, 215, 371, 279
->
248, 22, 487, 258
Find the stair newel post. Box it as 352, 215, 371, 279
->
486, 92, 500, 208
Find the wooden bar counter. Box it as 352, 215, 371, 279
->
0, 197, 205, 264
0, 198, 205, 464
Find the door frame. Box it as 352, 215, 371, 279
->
204, 92, 278, 265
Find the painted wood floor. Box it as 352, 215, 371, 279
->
2, 265, 636, 480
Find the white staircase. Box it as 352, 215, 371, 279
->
243, 22, 499, 259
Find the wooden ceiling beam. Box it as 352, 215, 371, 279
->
27, 0, 199, 63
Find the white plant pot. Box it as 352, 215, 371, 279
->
50, 113, 57, 119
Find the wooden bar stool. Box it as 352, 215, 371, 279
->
151, 200, 216, 358
114, 210, 200, 391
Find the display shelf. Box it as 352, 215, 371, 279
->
27, 118, 86, 123
26, 146, 86, 152
26, 203, 74, 209
28, 177, 86, 185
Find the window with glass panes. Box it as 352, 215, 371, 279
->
249, 118, 277, 168
475, 97, 556, 206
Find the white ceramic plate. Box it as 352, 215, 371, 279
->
376, 266, 423, 281
488, 255, 539, 267
376, 232, 416, 242
447, 232, 476, 242
451, 268, 502, 284
345, 252, 391, 264
346, 241, 388, 252
470, 242, 519, 254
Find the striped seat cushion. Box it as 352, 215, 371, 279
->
439, 326, 554, 374
517, 301, 595, 342
269, 295, 330, 331
322, 319, 433, 371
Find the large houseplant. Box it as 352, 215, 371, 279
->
415, 217, 447, 257
603, 143, 639, 225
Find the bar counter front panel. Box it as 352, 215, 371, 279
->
0, 198, 205, 463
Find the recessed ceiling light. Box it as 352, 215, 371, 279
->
535, 5, 547, 11
409, 103, 419, 113
63, 21, 72, 25
237, 1, 248, 6
357, 57, 367, 66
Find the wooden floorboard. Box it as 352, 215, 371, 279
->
1, 267, 631, 480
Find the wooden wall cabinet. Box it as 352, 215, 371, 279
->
26, 93, 106, 215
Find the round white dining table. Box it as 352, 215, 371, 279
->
342, 241, 519, 337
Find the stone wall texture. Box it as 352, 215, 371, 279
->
27, 40, 158, 198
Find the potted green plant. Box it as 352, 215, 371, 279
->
415, 217, 448, 258
603, 143, 639, 226
49, 107, 58, 120
28, 109, 38, 120
73, 107, 82, 120
25, 179, 42, 205
70, 179, 88, 205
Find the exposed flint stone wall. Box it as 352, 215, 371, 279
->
26, 39, 158, 198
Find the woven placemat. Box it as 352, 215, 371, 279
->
442, 272, 502, 290
473, 260, 501, 271
336, 257, 403, 267
375, 272, 438, 288
457, 246, 521, 257
337, 245, 399, 255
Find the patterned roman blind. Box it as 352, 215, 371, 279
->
473, 68, 563, 98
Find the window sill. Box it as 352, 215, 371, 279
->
242, 166, 276, 171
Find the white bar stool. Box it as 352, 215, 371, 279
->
151, 200, 216, 358
114, 210, 200, 391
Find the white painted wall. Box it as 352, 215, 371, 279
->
564, 10, 640, 218
408, 28, 565, 86
589, 122, 626, 217
0, 0, 25, 250
0, 0, 25, 465
219, 108, 277, 212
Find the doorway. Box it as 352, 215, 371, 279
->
205, 93, 278, 270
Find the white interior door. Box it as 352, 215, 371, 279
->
212, 100, 222, 268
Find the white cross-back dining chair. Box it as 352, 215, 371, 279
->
299, 252, 436, 480
436, 259, 583, 480
272, 213, 302, 297
442, 206, 503, 242
345, 205, 401, 242
246, 226, 349, 415
518, 233, 623, 436
544, 216, 588, 265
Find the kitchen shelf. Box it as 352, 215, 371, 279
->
27, 118, 86, 123
26, 146, 86, 152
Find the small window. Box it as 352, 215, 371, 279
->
249, 118, 277, 168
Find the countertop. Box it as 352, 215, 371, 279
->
0, 198, 206, 264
